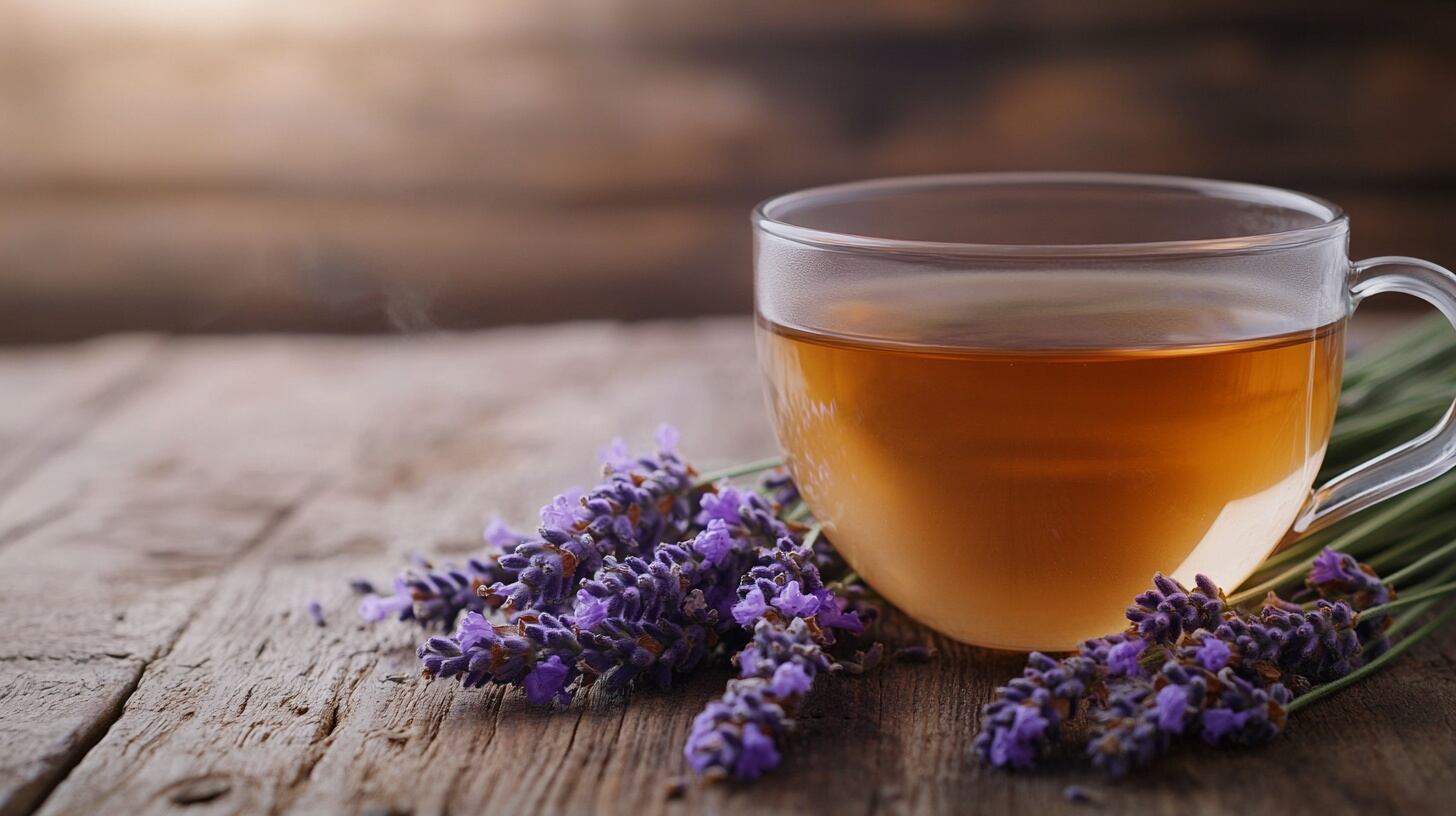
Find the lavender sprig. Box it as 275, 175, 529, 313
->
973, 652, 1098, 769
486, 425, 697, 615
684, 619, 829, 780
357, 553, 506, 629
420, 518, 758, 699
975, 549, 1393, 778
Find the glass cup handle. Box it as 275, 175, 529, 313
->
1292, 256, 1456, 536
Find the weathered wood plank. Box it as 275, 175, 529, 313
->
10, 319, 1454, 816
0, 322, 770, 816
0, 337, 414, 816
0, 335, 162, 503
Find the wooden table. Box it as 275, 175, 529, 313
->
2, 318, 1453, 816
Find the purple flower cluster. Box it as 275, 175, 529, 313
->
489, 426, 697, 615
361, 427, 875, 782
683, 619, 828, 780
418, 511, 767, 701
1308, 547, 1395, 648
683, 520, 866, 780
356, 426, 692, 627
974, 549, 1392, 778
357, 554, 504, 629
972, 652, 1098, 769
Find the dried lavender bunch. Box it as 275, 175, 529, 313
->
975, 549, 1393, 778
420, 494, 864, 716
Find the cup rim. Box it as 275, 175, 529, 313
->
753, 172, 1349, 259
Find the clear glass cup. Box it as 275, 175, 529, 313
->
753, 173, 1456, 651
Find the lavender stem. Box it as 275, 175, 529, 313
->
692, 456, 785, 489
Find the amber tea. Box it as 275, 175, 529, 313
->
759, 275, 1343, 650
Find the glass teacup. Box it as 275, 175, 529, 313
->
754, 173, 1456, 650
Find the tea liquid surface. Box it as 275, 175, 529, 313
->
758, 277, 1343, 649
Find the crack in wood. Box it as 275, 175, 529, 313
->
0, 657, 145, 816
8, 478, 327, 816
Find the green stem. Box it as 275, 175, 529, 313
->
1287, 602, 1456, 713
1384, 537, 1456, 587
1342, 316, 1449, 377
1330, 393, 1452, 443
803, 522, 824, 551
1361, 580, 1456, 618
692, 456, 785, 488
1230, 477, 1456, 605
1340, 317, 1452, 387
1365, 521, 1456, 570
1387, 596, 1451, 636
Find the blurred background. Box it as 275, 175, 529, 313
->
1, 0, 1452, 343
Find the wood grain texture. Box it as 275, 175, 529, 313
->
1, 1, 1454, 339
0, 318, 1452, 815
0, 336, 161, 500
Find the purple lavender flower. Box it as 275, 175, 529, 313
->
1196, 671, 1291, 747
683, 510, 871, 781
761, 468, 800, 509
1204, 599, 1363, 690
423, 505, 775, 700
306, 599, 326, 627
486, 430, 697, 614
974, 653, 1098, 770
1087, 661, 1205, 777
984, 559, 1393, 780
771, 581, 820, 618
484, 516, 531, 550
992, 706, 1051, 769
1125, 573, 1226, 644
419, 611, 551, 689
1309, 547, 1390, 606
732, 587, 769, 627
1193, 637, 1232, 671
1307, 547, 1393, 648
359, 576, 414, 622
1086, 681, 1165, 778
1107, 637, 1148, 678
524, 655, 572, 705
683, 619, 829, 780
1153, 684, 1191, 732
357, 556, 502, 629
365, 430, 878, 784
684, 680, 786, 781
